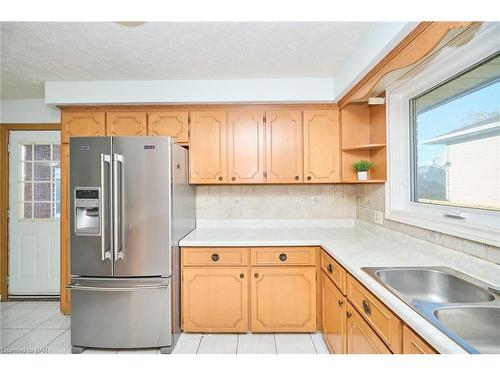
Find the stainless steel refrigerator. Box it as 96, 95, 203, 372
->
68, 136, 195, 354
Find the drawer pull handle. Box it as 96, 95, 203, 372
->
362, 300, 372, 316
338, 300, 343, 307
211, 253, 220, 262
346, 311, 352, 318
239, 273, 244, 279
254, 273, 259, 278
279, 253, 287, 262
327, 263, 333, 273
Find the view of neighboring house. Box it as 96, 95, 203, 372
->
422, 115, 500, 210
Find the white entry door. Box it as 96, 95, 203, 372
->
8, 131, 61, 296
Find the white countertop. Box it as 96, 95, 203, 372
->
180, 219, 500, 354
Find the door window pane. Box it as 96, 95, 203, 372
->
18, 143, 61, 220
411, 53, 500, 211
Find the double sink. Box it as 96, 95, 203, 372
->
362, 266, 500, 354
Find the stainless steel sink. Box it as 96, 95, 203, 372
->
374, 268, 494, 304
434, 306, 500, 354
363, 266, 500, 353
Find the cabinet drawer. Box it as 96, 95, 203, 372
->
182, 247, 249, 266
402, 325, 437, 354
347, 274, 402, 353
251, 247, 316, 266
346, 302, 392, 354
320, 250, 347, 295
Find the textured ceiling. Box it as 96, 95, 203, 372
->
0, 22, 373, 99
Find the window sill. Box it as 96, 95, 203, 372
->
386, 209, 500, 248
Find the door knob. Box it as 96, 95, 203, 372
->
294, 176, 299, 180
338, 300, 344, 307
362, 300, 372, 316
279, 253, 287, 262
231, 176, 236, 181
239, 273, 244, 279
307, 176, 312, 181
211, 253, 220, 262
346, 311, 352, 318
327, 264, 333, 273
218, 176, 223, 181
254, 273, 259, 278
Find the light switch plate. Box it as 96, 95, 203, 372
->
374, 210, 384, 225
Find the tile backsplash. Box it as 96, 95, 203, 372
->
196, 185, 357, 220
356, 184, 500, 265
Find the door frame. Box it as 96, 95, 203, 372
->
0, 123, 61, 301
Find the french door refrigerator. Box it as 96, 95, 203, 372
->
69, 136, 195, 353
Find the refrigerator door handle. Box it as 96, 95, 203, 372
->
113, 153, 125, 261
100, 154, 112, 261
67, 284, 168, 292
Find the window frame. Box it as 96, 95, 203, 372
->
385, 22, 500, 247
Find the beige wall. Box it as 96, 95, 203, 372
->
357, 184, 500, 265
196, 184, 357, 220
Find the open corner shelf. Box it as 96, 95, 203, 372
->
342, 143, 386, 152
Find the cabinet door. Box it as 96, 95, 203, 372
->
147, 111, 189, 144
106, 112, 147, 136
265, 111, 303, 183
303, 110, 341, 182
403, 325, 437, 354
251, 267, 316, 332
61, 112, 105, 143
60, 144, 71, 314
322, 271, 346, 354
183, 267, 248, 332
227, 111, 265, 183
346, 302, 391, 354
189, 111, 227, 184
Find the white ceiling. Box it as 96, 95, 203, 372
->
0, 22, 373, 99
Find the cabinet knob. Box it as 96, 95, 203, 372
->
211, 253, 220, 262
362, 300, 372, 316
346, 311, 352, 318
254, 273, 259, 278
279, 253, 287, 262
294, 176, 299, 181
338, 300, 344, 307
239, 273, 244, 279
307, 176, 312, 181
218, 176, 223, 181
327, 263, 333, 273
231, 176, 236, 181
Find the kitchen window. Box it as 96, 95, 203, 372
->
386, 22, 500, 247
410, 53, 500, 212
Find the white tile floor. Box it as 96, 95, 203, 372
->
0, 301, 329, 354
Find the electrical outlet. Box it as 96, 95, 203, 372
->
374, 210, 384, 225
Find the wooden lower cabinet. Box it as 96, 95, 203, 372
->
321, 271, 347, 354
403, 325, 437, 354
182, 267, 248, 332
346, 302, 391, 354
251, 267, 316, 332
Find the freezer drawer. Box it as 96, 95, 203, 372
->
70, 277, 172, 349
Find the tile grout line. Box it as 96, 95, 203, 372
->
309, 333, 318, 354
195, 333, 204, 354
44, 329, 68, 353
3, 327, 32, 348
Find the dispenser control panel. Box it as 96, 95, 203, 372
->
74, 187, 101, 236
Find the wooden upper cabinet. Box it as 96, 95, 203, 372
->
147, 111, 189, 144
251, 267, 316, 332
322, 272, 347, 354
61, 112, 105, 143
182, 267, 249, 332
402, 325, 437, 354
265, 111, 303, 183
303, 110, 341, 182
346, 302, 391, 354
189, 111, 227, 184
106, 112, 147, 136
227, 111, 265, 184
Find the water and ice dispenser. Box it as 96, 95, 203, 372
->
74, 187, 101, 236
